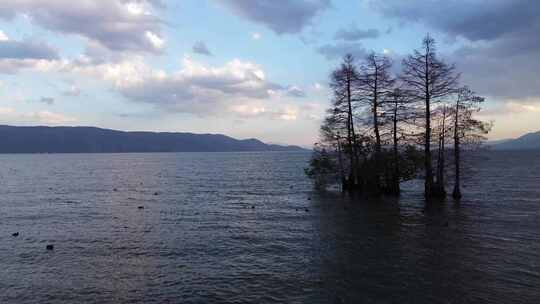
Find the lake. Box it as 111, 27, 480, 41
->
1, 151, 539, 303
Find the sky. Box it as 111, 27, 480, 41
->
0, 0, 539, 147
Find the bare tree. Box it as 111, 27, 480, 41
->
384, 87, 416, 194
401, 34, 459, 198
433, 104, 453, 193
357, 52, 395, 193
451, 87, 491, 199
329, 54, 361, 190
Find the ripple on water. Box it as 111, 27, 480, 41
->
0, 151, 539, 303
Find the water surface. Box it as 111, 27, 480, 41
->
1, 151, 539, 303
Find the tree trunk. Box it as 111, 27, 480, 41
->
373, 77, 382, 194
347, 74, 360, 190
337, 138, 346, 192
452, 103, 462, 200
424, 72, 434, 198
391, 98, 400, 195
435, 108, 447, 197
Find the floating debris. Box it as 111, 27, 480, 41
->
113, 188, 118, 192
12, 232, 19, 237
46, 245, 54, 250
138, 206, 145, 210
154, 192, 159, 196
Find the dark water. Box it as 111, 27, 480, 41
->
1, 151, 539, 303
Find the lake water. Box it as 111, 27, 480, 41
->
1, 151, 539, 303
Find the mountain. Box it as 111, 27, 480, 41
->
491, 131, 540, 150
0, 125, 307, 153
486, 138, 512, 146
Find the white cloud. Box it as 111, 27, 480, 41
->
0, 30, 8, 41
0, 107, 76, 124
65, 56, 285, 116
251, 32, 262, 40
507, 101, 540, 113
0, 106, 15, 115
145, 31, 165, 50
230, 103, 299, 121
286, 85, 306, 97
126, 2, 145, 15
0, 0, 164, 54
27, 111, 77, 124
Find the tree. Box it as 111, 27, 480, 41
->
329, 54, 361, 190
401, 34, 459, 198
320, 113, 348, 187
305, 145, 339, 190
384, 88, 415, 194
433, 104, 452, 194
450, 87, 491, 199
357, 52, 395, 194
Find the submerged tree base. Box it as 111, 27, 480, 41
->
426, 189, 447, 200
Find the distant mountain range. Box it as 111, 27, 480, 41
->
0, 125, 307, 153
489, 131, 540, 150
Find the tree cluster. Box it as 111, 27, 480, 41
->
306, 35, 491, 200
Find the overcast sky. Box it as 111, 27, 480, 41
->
1, 0, 539, 146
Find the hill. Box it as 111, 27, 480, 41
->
491, 131, 540, 150
0, 125, 306, 153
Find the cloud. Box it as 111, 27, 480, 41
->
369, 0, 537, 42
368, 0, 540, 100
0, 35, 60, 74
334, 25, 379, 41
0, 58, 63, 74
0, 107, 76, 124
0, 0, 165, 54
0, 30, 8, 41
62, 85, 81, 97
251, 32, 262, 40
72, 56, 286, 116
0, 39, 59, 60
286, 85, 306, 98
217, 0, 331, 34
0, 106, 15, 115
27, 111, 77, 124
192, 41, 212, 56
316, 42, 368, 60
231, 104, 298, 120
39, 97, 55, 105
481, 99, 540, 116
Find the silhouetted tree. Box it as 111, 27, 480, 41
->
401, 34, 459, 198
433, 104, 452, 194
383, 88, 415, 194
357, 52, 395, 194
450, 87, 491, 199
305, 145, 339, 190
329, 54, 361, 190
